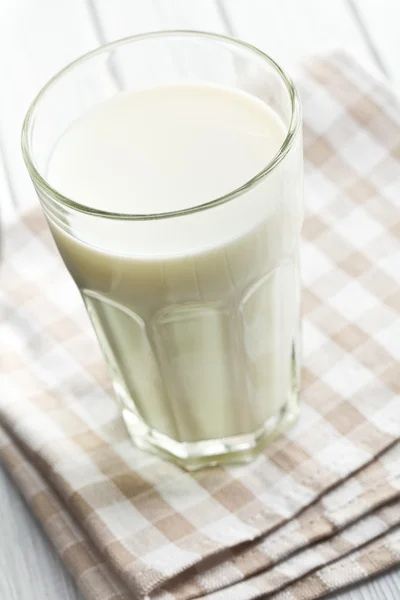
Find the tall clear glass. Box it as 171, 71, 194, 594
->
22, 31, 303, 470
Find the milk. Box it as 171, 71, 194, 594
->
47, 84, 302, 444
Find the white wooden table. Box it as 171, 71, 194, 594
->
1, 2, 399, 598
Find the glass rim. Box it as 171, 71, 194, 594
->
21, 30, 301, 221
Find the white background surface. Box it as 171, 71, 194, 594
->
0, 1, 399, 599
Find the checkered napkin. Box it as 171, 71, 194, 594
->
1, 53, 399, 600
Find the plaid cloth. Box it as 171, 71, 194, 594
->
1, 53, 399, 600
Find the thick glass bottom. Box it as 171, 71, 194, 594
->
80, 258, 301, 469
121, 390, 300, 470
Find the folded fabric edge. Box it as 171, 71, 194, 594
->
0, 424, 132, 600
154, 497, 399, 600
166, 506, 399, 600
1, 51, 399, 600
269, 525, 400, 600
2, 420, 398, 600
2, 391, 398, 598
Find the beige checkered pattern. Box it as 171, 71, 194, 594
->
1, 53, 399, 600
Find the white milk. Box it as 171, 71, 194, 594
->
47, 84, 302, 444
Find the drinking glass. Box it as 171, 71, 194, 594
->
22, 31, 303, 470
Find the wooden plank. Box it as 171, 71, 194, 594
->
350, 0, 400, 87
0, 466, 82, 600
0, 9, 99, 594
335, 570, 400, 600
92, 0, 226, 39
0, 0, 100, 212
220, 0, 376, 72
90, 1, 233, 104
153, 0, 227, 32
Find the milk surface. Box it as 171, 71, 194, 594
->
47, 84, 300, 443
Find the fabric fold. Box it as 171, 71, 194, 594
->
2, 425, 398, 600
1, 52, 399, 599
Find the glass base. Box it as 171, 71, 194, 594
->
122, 392, 300, 471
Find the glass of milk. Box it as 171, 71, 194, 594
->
22, 32, 303, 469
